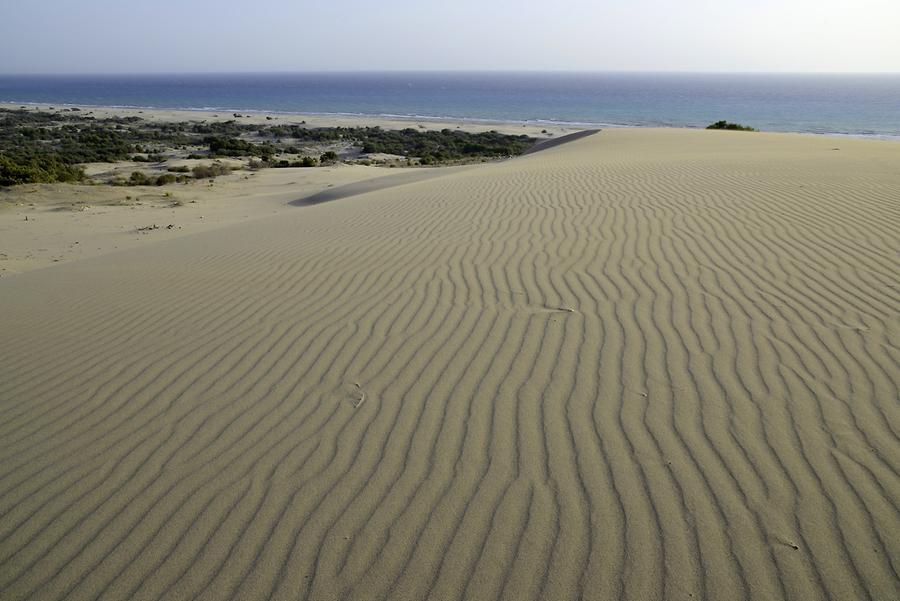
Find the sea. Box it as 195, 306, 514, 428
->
1, 72, 898, 139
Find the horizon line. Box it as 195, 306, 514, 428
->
2, 69, 900, 77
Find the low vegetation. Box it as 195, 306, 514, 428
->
261, 125, 534, 164
0, 154, 85, 186
0, 107, 537, 186
108, 171, 192, 186
270, 157, 318, 168
207, 136, 276, 159
191, 163, 233, 179
706, 121, 757, 132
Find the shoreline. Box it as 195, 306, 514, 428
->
0, 101, 578, 139
4, 101, 899, 141
4, 100, 612, 129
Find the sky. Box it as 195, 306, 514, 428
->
0, 0, 898, 74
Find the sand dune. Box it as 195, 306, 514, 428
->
1, 128, 898, 601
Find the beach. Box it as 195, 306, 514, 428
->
1, 125, 898, 600
0, 101, 575, 138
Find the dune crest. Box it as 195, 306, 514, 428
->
1, 129, 898, 601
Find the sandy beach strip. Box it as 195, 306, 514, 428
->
0, 101, 576, 138
1, 128, 898, 600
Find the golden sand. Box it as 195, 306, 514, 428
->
1, 128, 898, 600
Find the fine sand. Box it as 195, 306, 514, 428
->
0, 164, 439, 275
1, 128, 898, 601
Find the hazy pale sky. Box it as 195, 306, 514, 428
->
1, 0, 898, 73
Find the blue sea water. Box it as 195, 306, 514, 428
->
1, 72, 898, 139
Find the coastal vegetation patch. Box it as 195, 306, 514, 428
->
706, 120, 757, 131
0, 108, 536, 186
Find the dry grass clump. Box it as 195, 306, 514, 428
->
191, 163, 232, 179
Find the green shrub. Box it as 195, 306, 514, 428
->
706, 121, 757, 132
206, 136, 274, 158
155, 173, 177, 185
320, 151, 339, 164
125, 171, 176, 185
0, 154, 84, 185
128, 171, 151, 185
270, 157, 318, 168
167, 165, 190, 173
131, 153, 165, 163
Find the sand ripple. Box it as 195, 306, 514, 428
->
1, 129, 898, 600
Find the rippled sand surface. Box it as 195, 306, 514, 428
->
1, 129, 898, 600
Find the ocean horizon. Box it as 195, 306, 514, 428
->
1, 71, 899, 139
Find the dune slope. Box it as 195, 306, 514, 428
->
1, 129, 898, 601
